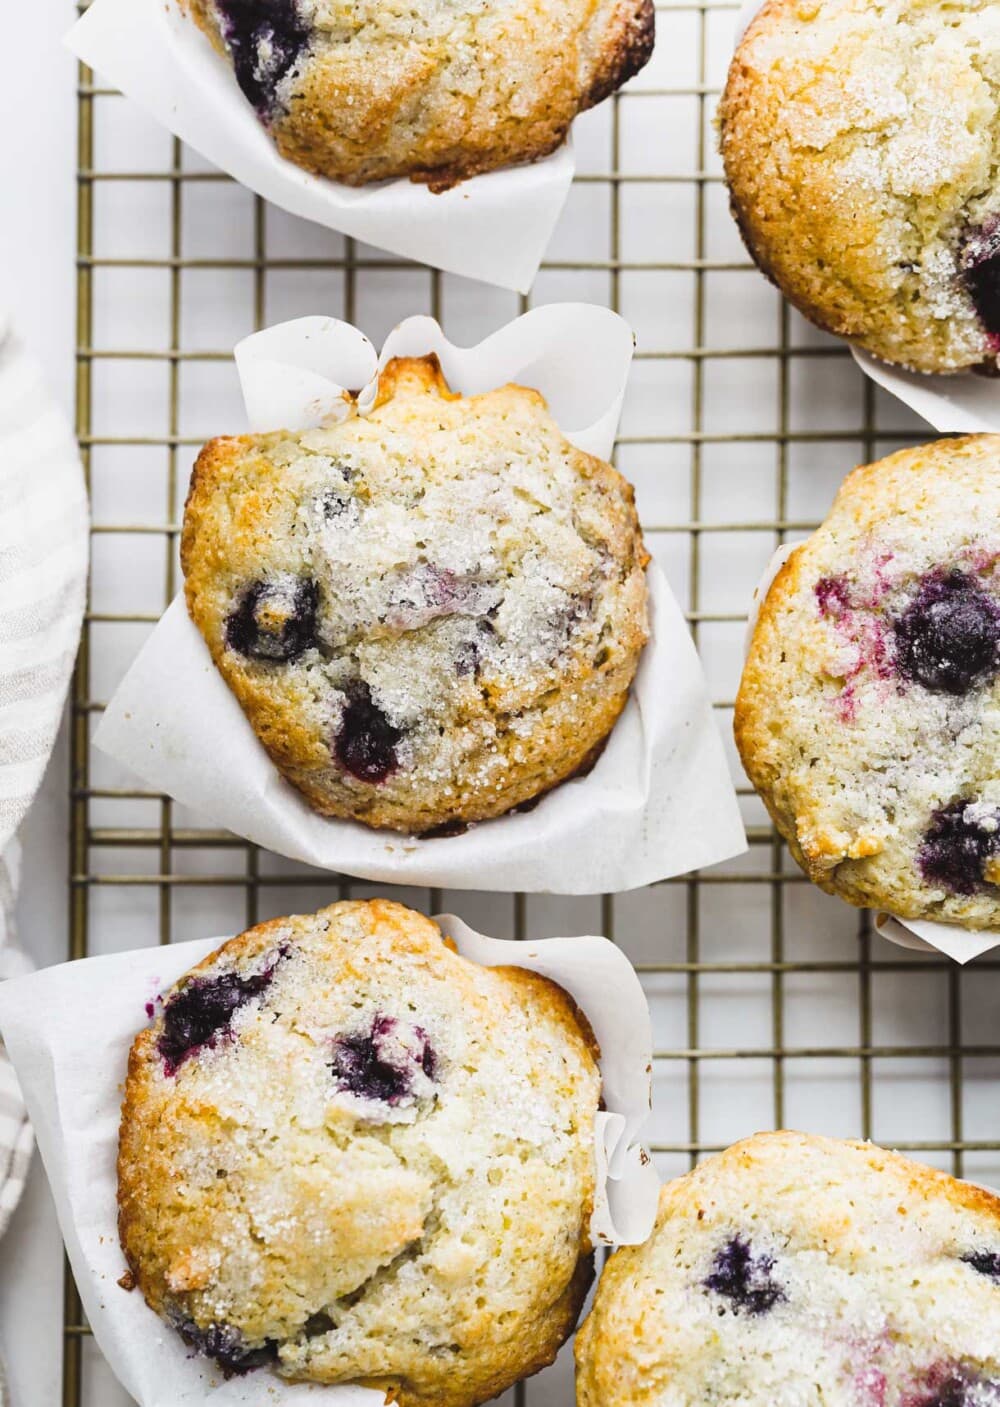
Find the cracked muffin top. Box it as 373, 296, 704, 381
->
576, 1131, 1000, 1407
118, 899, 600, 1406
720, 0, 1000, 374
736, 436, 1000, 930
181, 0, 654, 188
180, 355, 649, 835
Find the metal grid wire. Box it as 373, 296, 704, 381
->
69, 2, 1000, 1402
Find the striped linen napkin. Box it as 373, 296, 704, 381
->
0, 314, 88, 1258
0, 844, 34, 1243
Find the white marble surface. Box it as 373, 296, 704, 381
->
0, 5, 77, 1403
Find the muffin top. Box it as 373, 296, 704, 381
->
181, 355, 649, 834
183, 0, 654, 188
736, 436, 1000, 929
720, 0, 1000, 373
576, 1130, 1000, 1407
118, 899, 601, 1406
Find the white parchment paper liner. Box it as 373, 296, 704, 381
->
851, 350, 1000, 436
0, 917, 658, 1406
94, 307, 747, 894
731, 0, 1000, 434
747, 542, 1000, 963
66, 0, 574, 294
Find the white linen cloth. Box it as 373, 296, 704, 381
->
0, 314, 89, 1283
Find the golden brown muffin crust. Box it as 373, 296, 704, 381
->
736, 435, 1000, 928
181, 356, 649, 834
720, 0, 1000, 374
119, 899, 602, 1406
183, 0, 654, 189
577, 1130, 1000, 1407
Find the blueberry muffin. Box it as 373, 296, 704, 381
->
181, 0, 654, 190
118, 899, 601, 1405
736, 436, 1000, 929
576, 1130, 1000, 1407
720, 0, 1000, 374
181, 355, 649, 835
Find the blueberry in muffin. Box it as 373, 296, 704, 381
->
736, 435, 1000, 929
156, 946, 289, 1074
181, 355, 649, 835
720, 0, 1000, 374
576, 1131, 1000, 1406
703, 1235, 784, 1317
207, 0, 311, 118
181, 0, 655, 189
224, 577, 319, 662
118, 899, 601, 1406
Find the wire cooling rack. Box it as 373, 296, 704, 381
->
69, 2, 1000, 1402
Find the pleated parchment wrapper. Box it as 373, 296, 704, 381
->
94, 304, 748, 894
66, 0, 575, 293
746, 541, 1000, 965
731, 0, 1000, 436
0, 915, 659, 1407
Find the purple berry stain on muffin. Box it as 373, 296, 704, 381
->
174, 1315, 279, 1378
813, 557, 896, 720
213, 0, 311, 118
918, 801, 1000, 896
905, 1364, 1000, 1407
894, 570, 1000, 695
912, 1376, 967, 1407
456, 619, 496, 678
815, 575, 851, 618
226, 577, 318, 663
383, 565, 499, 634
962, 1249, 1000, 1280
703, 1235, 784, 1315
539, 591, 595, 663
849, 1333, 894, 1407
318, 488, 352, 520
334, 681, 403, 783
833, 623, 893, 722
961, 221, 1000, 344
330, 1014, 437, 1106
855, 1365, 888, 1407
158, 949, 288, 1075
